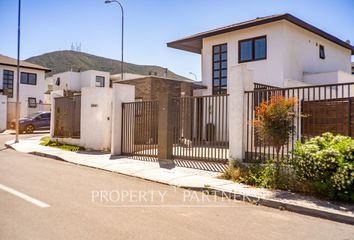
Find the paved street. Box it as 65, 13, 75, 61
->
0, 134, 353, 240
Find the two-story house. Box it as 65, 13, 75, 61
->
46, 70, 111, 103
51, 70, 110, 92
167, 13, 354, 95
0, 54, 50, 125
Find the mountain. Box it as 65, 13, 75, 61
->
26, 50, 190, 81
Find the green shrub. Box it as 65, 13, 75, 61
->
293, 132, 354, 201
40, 137, 85, 152
252, 96, 297, 180
220, 159, 293, 189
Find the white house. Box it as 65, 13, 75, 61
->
0, 54, 50, 126
51, 70, 110, 92
167, 13, 354, 94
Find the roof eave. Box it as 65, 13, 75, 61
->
167, 13, 354, 55
0, 62, 51, 73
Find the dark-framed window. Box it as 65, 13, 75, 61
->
55, 77, 60, 86
20, 72, 37, 85
3, 70, 14, 98
212, 43, 227, 95
95, 76, 105, 87
319, 45, 325, 59
28, 97, 37, 108
238, 36, 267, 63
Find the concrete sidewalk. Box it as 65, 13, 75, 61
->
5, 135, 354, 225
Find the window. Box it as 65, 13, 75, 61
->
20, 72, 37, 85
40, 113, 51, 119
28, 97, 37, 108
3, 70, 14, 98
239, 36, 267, 63
95, 76, 105, 87
319, 45, 325, 59
55, 77, 60, 86
212, 43, 227, 94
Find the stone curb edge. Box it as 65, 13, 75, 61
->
6, 144, 353, 226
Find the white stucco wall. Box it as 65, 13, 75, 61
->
80, 87, 113, 151
52, 72, 81, 91
0, 95, 7, 131
0, 65, 47, 117
80, 70, 110, 88
51, 70, 110, 91
228, 65, 254, 160
303, 71, 354, 85
202, 21, 285, 93
111, 83, 135, 155
283, 21, 352, 83
201, 20, 352, 92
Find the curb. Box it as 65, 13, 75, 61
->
8, 146, 354, 226
184, 187, 354, 225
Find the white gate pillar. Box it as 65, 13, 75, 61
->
111, 83, 135, 155
228, 65, 254, 161
0, 95, 7, 132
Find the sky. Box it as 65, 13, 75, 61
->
1, 0, 353, 80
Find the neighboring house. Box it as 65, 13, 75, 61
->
51, 70, 110, 92
116, 75, 205, 101
0, 54, 51, 124
167, 13, 354, 94
44, 76, 53, 104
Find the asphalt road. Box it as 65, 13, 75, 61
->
0, 134, 353, 240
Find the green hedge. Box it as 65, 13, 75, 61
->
293, 133, 354, 201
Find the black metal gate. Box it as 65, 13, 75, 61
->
244, 82, 354, 163
121, 100, 159, 157
171, 95, 229, 163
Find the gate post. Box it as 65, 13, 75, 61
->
111, 83, 135, 155
228, 65, 254, 161
158, 93, 174, 168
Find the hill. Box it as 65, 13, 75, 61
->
26, 50, 189, 81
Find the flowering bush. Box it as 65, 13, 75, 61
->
293, 133, 354, 201
253, 96, 297, 181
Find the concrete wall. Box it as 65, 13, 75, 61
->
111, 83, 135, 155
50, 85, 135, 152
80, 87, 112, 151
0, 95, 7, 132
228, 65, 254, 160
303, 71, 354, 85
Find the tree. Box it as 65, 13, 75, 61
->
252, 95, 297, 179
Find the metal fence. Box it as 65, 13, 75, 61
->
172, 95, 229, 163
54, 95, 81, 138
121, 94, 229, 163
244, 82, 354, 162
121, 100, 159, 157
